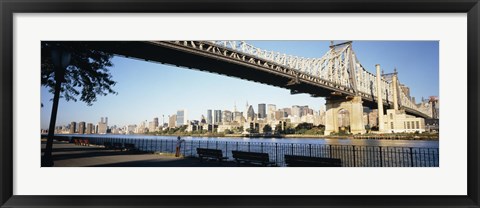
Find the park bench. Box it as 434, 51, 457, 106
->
112, 143, 124, 151
196, 148, 228, 162
82, 139, 90, 146
124, 143, 139, 152
104, 142, 113, 149
73, 139, 80, 146
231, 150, 275, 166
284, 155, 342, 167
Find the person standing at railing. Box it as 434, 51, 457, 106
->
175, 136, 185, 157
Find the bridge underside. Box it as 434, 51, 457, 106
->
87, 41, 337, 95
85, 41, 429, 119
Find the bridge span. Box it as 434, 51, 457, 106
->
85, 41, 433, 134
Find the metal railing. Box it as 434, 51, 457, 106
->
58, 136, 439, 167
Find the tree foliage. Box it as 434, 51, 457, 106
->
295, 122, 314, 131
263, 124, 272, 133
41, 41, 117, 105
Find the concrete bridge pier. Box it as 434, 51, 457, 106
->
324, 96, 366, 135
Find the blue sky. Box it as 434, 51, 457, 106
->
41, 41, 439, 129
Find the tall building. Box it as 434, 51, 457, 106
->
267, 104, 276, 120
148, 117, 159, 132
233, 102, 242, 123
153, 117, 159, 128
234, 111, 244, 123
291, 105, 301, 117
78, 122, 86, 134
222, 110, 233, 123
302, 106, 313, 115
274, 110, 284, 120
429, 96, 439, 119
244, 101, 250, 120
168, 115, 177, 128
283, 108, 292, 117
176, 110, 187, 127
214, 110, 222, 124
247, 105, 255, 121
127, 125, 137, 134
69, 121, 76, 134
258, 103, 266, 119
86, 123, 93, 134
200, 115, 207, 124
137, 121, 147, 134
207, 110, 213, 124
98, 117, 108, 134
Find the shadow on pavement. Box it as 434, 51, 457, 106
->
42, 147, 107, 153
51, 150, 143, 161
87, 158, 238, 167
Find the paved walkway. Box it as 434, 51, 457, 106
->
42, 141, 238, 167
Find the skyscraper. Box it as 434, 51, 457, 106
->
234, 111, 244, 123
214, 110, 222, 124
168, 115, 177, 128
292, 105, 301, 117
247, 105, 255, 121
86, 123, 93, 134
222, 110, 233, 123
258, 103, 266, 119
267, 104, 276, 120
78, 122, 86, 134
207, 110, 213, 124
69, 121, 76, 134
98, 117, 108, 134
176, 110, 186, 127
275, 110, 284, 120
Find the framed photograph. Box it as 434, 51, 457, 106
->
1, 0, 479, 207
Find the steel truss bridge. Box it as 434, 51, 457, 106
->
88, 41, 433, 119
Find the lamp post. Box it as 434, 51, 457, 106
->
43, 44, 71, 167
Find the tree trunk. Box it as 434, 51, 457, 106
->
42, 72, 62, 167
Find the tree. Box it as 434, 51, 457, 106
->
41, 41, 117, 166
262, 124, 272, 133
275, 124, 283, 134
295, 122, 314, 131
42, 42, 117, 105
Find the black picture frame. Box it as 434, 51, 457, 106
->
1, 0, 479, 207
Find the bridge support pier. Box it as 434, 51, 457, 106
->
324, 96, 366, 135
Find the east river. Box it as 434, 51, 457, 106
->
56, 134, 439, 148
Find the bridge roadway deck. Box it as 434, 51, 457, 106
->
86, 41, 375, 105
84, 41, 429, 118
41, 141, 237, 167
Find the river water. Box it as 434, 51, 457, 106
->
56, 134, 439, 148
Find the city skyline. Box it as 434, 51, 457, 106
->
41, 41, 439, 129
44, 101, 327, 131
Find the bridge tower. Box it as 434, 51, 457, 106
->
376, 64, 385, 132
324, 95, 366, 135
324, 41, 365, 135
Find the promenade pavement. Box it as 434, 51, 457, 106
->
41, 141, 238, 167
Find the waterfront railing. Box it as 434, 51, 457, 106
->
54, 135, 439, 167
